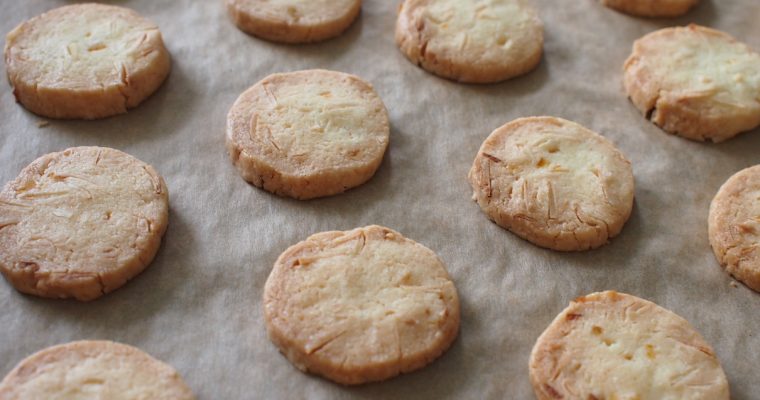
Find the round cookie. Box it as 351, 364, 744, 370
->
4, 4, 171, 120
226, 69, 390, 200
708, 165, 760, 292
225, 0, 361, 43
263, 225, 460, 385
530, 291, 730, 400
468, 117, 634, 251
601, 0, 698, 17
0, 147, 169, 301
395, 0, 543, 83
624, 25, 760, 142
0, 341, 194, 399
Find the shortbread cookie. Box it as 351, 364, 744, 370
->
530, 291, 730, 400
709, 165, 760, 292
0, 147, 169, 301
225, 0, 361, 43
468, 117, 634, 251
624, 25, 760, 142
0, 341, 194, 399
601, 0, 698, 17
226, 70, 390, 200
264, 225, 460, 385
395, 0, 544, 83
4, 4, 171, 119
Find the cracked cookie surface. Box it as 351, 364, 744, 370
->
263, 225, 460, 385
0, 147, 169, 301
395, 0, 543, 83
4, 3, 171, 119
601, 0, 698, 17
530, 291, 729, 400
624, 25, 760, 142
468, 117, 634, 251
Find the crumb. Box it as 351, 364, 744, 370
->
730, 281, 738, 288
37, 120, 50, 128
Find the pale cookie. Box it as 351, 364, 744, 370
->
395, 0, 544, 83
0, 341, 194, 399
0, 147, 169, 301
226, 70, 390, 200
4, 4, 171, 119
601, 0, 698, 17
264, 225, 460, 385
225, 0, 361, 43
530, 291, 730, 400
709, 165, 760, 292
624, 25, 760, 142
468, 117, 634, 251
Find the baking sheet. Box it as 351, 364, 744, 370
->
1, 1, 759, 398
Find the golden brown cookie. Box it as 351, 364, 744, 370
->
0, 341, 194, 399
601, 0, 699, 17
624, 25, 760, 142
395, 0, 544, 83
226, 69, 390, 200
4, 4, 171, 119
530, 291, 730, 400
468, 117, 634, 251
264, 225, 460, 385
0, 147, 169, 301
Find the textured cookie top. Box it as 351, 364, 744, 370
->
530, 291, 730, 400
601, 0, 698, 17
0, 341, 194, 399
468, 117, 634, 251
396, 0, 543, 83
709, 165, 760, 292
624, 25, 760, 142
264, 225, 460, 385
0, 147, 169, 301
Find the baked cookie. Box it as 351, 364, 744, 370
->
0, 147, 169, 301
530, 291, 730, 400
225, 0, 361, 43
264, 225, 460, 385
601, 0, 698, 17
0, 341, 194, 399
624, 25, 760, 142
4, 4, 171, 120
709, 165, 760, 292
226, 70, 390, 200
468, 117, 634, 251
395, 0, 543, 83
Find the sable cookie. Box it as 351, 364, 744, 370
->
264, 225, 460, 385
709, 165, 760, 292
601, 0, 698, 17
0, 341, 194, 399
468, 117, 634, 251
530, 291, 729, 400
226, 70, 390, 200
225, 0, 361, 43
624, 25, 760, 142
0, 147, 169, 301
4, 4, 171, 120
395, 0, 544, 83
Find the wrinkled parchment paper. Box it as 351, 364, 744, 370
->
1, 1, 759, 398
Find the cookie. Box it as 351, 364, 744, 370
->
708, 165, 760, 292
601, 0, 698, 17
468, 117, 634, 251
226, 70, 390, 200
395, 0, 544, 83
624, 25, 760, 142
530, 291, 730, 400
263, 225, 460, 385
225, 0, 361, 43
0, 147, 169, 301
0, 341, 194, 399
4, 4, 171, 120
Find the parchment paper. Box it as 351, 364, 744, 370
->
1, 1, 759, 398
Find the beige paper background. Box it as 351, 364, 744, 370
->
1, 1, 759, 398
